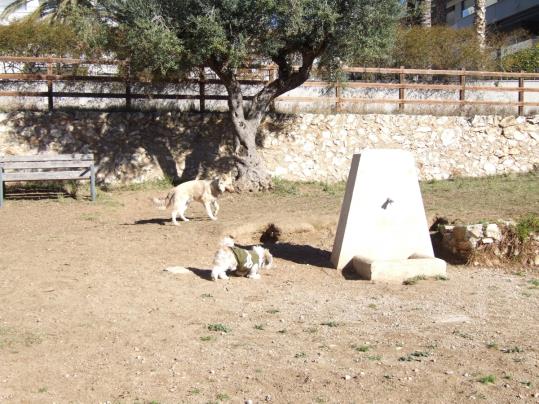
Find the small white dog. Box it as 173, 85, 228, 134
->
211, 237, 273, 281
153, 176, 234, 225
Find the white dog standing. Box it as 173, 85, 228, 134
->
154, 176, 234, 225
211, 237, 273, 280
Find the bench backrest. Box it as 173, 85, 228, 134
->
0, 154, 94, 182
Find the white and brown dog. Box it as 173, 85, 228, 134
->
211, 237, 273, 280
154, 176, 234, 225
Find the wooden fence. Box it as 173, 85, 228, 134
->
1, 56, 539, 115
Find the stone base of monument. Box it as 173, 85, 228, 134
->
352, 255, 447, 282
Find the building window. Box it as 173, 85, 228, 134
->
461, 0, 474, 18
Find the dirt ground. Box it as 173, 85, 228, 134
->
1, 189, 538, 403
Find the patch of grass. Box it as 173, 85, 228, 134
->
486, 341, 498, 349
352, 344, 371, 352
200, 336, 213, 342
433, 275, 449, 281
201, 293, 214, 298
271, 177, 299, 196
254, 324, 265, 330
399, 351, 430, 362
367, 355, 382, 361
107, 177, 173, 192
189, 388, 201, 395
501, 346, 524, 353
478, 375, 496, 385
295, 352, 307, 358
207, 324, 231, 333
216, 393, 229, 401
420, 172, 539, 224
368, 303, 377, 309
520, 380, 532, 387
403, 275, 428, 285
37, 387, 47, 393
304, 327, 318, 334
320, 321, 340, 327
528, 279, 539, 288
266, 309, 280, 314
319, 181, 346, 196
516, 214, 539, 241
277, 329, 287, 334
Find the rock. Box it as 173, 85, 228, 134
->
500, 116, 517, 128
485, 224, 502, 240
344, 375, 352, 381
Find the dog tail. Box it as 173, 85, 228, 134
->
220, 236, 235, 248
152, 197, 167, 211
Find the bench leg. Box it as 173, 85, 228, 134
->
0, 168, 3, 208
90, 164, 96, 202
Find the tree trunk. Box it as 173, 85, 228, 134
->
474, 0, 487, 50
421, 0, 432, 27
230, 115, 271, 192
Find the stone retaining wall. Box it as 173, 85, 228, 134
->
0, 111, 538, 184
437, 222, 539, 267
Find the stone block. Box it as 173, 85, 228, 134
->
352, 256, 447, 282
331, 150, 435, 270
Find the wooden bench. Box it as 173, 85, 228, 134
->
0, 154, 96, 207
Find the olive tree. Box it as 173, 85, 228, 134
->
102, 0, 399, 190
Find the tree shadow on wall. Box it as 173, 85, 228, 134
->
4, 110, 239, 194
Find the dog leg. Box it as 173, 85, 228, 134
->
247, 264, 261, 280
178, 200, 190, 222
204, 201, 217, 221
211, 200, 219, 217
211, 266, 228, 281
171, 210, 180, 226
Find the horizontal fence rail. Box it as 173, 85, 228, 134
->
1, 56, 538, 115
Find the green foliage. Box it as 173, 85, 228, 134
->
102, 0, 400, 80
392, 26, 495, 70
478, 374, 496, 385
0, 18, 80, 57
207, 323, 231, 333
402, 275, 427, 285
501, 44, 539, 73
516, 214, 539, 241
271, 178, 299, 196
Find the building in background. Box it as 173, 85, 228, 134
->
446, 0, 539, 35
0, 0, 39, 25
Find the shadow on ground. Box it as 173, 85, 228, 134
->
269, 242, 331, 268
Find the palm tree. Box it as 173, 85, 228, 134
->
474, 0, 487, 50
1, 0, 95, 21
420, 0, 431, 27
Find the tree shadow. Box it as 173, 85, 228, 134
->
3, 110, 239, 189
269, 242, 332, 268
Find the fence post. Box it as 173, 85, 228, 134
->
269, 66, 277, 112
459, 68, 466, 109
199, 68, 206, 113
518, 71, 524, 116
125, 61, 132, 111
399, 66, 405, 112
47, 59, 53, 111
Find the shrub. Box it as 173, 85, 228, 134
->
392, 26, 495, 70
501, 44, 539, 72
0, 19, 80, 57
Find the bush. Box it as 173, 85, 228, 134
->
0, 19, 80, 57
501, 44, 539, 72
392, 26, 495, 70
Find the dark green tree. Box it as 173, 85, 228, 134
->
104, 0, 399, 190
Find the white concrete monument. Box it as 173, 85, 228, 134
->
331, 149, 446, 282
